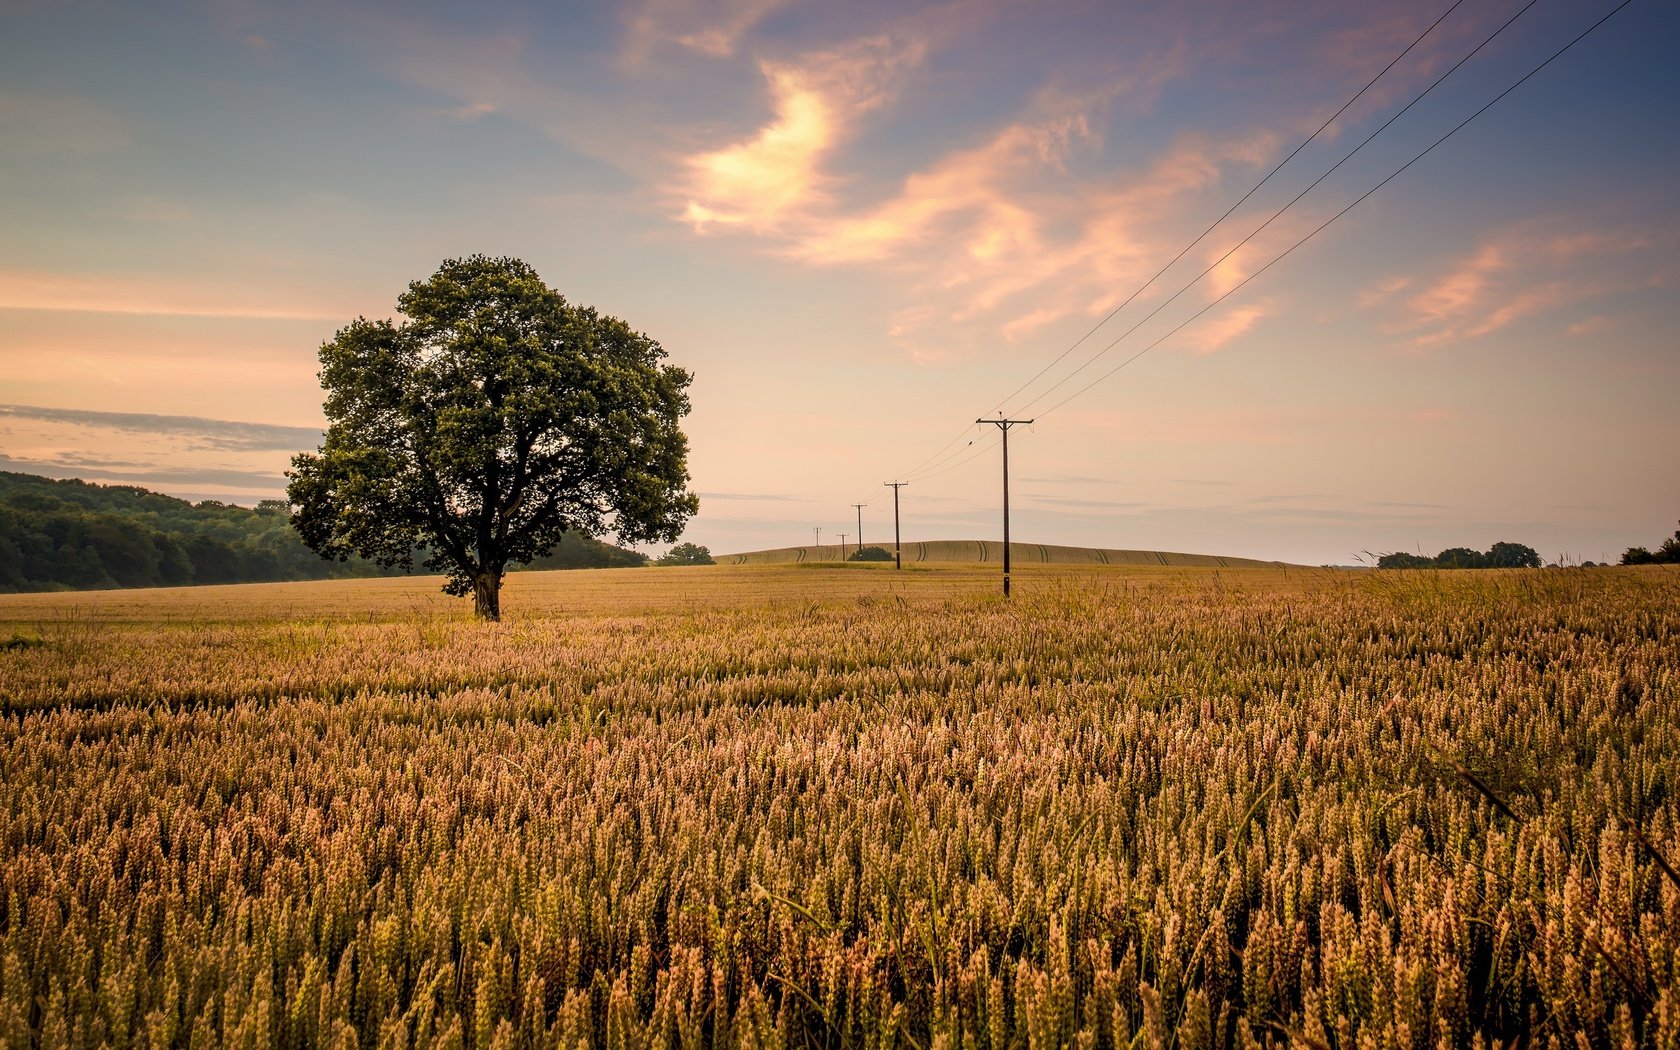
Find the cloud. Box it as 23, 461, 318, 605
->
1175, 299, 1272, 355
438, 101, 496, 122
1367, 217, 1676, 350
0, 404, 322, 453
621, 0, 788, 65
1024, 495, 1147, 510
0, 454, 288, 492
695, 490, 811, 502
0, 269, 355, 320
680, 35, 927, 232
1566, 315, 1612, 337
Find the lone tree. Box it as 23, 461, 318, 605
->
287, 256, 698, 619
656, 542, 714, 566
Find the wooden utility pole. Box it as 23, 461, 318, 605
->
976, 416, 1033, 596
851, 504, 866, 551
814, 526, 821, 555
883, 482, 907, 569
839, 533, 848, 560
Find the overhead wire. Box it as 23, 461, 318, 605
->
887, 0, 1473, 489
1010, 0, 1548, 418
1031, 0, 1637, 422
986, 0, 1471, 419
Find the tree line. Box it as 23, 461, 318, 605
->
1621, 521, 1680, 565
1376, 541, 1542, 570
0, 471, 644, 593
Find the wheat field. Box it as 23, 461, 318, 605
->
2, 563, 1677, 1048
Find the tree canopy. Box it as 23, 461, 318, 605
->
656, 542, 715, 566
287, 256, 697, 618
848, 545, 894, 562
1376, 541, 1541, 570
1621, 521, 1680, 565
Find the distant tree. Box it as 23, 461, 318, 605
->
1376, 552, 1434, 569
848, 545, 893, 562
518, 532, 648, 570
1378, 541, 1542, 570
287, 256, 698, 619
657, 542, 714, 566
0, 470, 404, 592
1486, 541, 1542, 569
1620, 521, 1680, 566
1657, 522, 1680, 564
1435, 547, 1488, 569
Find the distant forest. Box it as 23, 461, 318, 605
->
1376, 542, 1543, 570
0, 472, 645, 593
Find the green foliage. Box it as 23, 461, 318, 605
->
0, 471, 378, 592
0, 471, 644, 592
287, 256, 697, 618
656, 542, 714, 565
1622, 520, 1680, 565
1486, 540, 1544, 568
518, 531, 648, 570
848, 544, 893, 562
1377, 540, 1541, 570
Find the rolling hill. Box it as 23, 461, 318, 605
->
719, 539, 1291, 568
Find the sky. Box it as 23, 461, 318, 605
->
1, 0, 1676, 566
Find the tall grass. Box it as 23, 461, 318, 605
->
0, 566, 1675, 1047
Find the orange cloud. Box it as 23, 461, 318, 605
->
620, 0, 788, 67
680, 36, 925, 233
1407, 244, 1503, 323
1177, 300, 1273, 355
1371, 216, 1675, 350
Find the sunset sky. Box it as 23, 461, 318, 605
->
2, 0, 1675, 565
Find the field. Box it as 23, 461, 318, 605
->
2, 562, 1678, 1049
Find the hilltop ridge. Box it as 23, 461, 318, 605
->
720, 539, 1291, 568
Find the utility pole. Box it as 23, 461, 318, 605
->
976, 416, 1033, 597
883, 482, 907, 569
851, 503, 866, 551
814, 526, 821, 554
839, 533, 848, 561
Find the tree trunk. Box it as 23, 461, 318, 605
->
471, 572, 502, 621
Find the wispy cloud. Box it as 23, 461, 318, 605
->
696, 490, 811, 502
0, 270, 355, 320
1176, 299, 1272, 355
0, 454, 287, 492
680, 35, 927, 232
1364, 217, 1673, 350
0, 404, 322, 453
620, 0, 789, 65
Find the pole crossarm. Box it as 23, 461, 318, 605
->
976, 418, 1034, 597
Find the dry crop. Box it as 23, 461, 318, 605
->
1, 564, 1677, 1048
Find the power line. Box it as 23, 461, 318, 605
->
1033, 0, 1638, 421
888, 0, 1475, 487
907, 432, 1000, 483
988, 0, 1471, 419
1011, 0, 1548, 418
